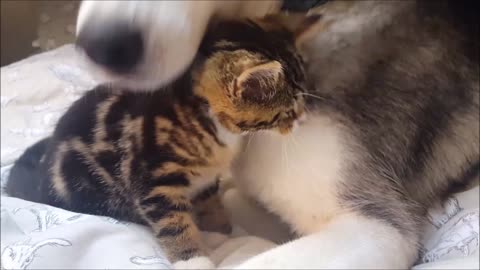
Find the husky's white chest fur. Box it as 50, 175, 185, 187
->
233, 115, 350, 234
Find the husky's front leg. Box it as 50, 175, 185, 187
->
235, 213, 418, 269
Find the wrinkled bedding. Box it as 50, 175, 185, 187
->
1, 45, 478, 269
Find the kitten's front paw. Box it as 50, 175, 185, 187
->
173, 256, 215, 269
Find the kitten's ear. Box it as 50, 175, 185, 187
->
265, 12, 323, 46
235, 61, 283, 102
294, 14, 323, 39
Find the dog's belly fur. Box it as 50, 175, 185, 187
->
233, 115, 349, 234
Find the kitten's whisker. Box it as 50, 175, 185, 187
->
298, 92, 325, 101
281, 137, 294, 177
284, 137, 293, 177
283, 139, 288, 176
289, 133, 301, 150
281, 140, 287, 175
304, 106, 313, 115
243, 134, 254, 154
290, 132, 316, 176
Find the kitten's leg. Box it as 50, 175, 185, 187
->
137, 186, 214, 269
234, 212, 419, 269
193, 181, 232, 235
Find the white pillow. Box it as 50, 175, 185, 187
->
1, 45, 96, 184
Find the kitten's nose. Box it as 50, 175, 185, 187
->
76, 23, 143, 74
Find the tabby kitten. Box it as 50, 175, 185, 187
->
6, 19, 306, 268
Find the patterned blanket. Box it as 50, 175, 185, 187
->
1, 45, 478, 269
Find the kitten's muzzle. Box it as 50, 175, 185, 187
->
278, 112, 305, 135
277, 99, 306, 134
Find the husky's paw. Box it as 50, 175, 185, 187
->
173, 256, 215, 269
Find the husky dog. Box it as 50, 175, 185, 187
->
230, 1, 479, 268
74, 0, 479, 268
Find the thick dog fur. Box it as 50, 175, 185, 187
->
231, 1, 478, 268
11, 0, 478, 269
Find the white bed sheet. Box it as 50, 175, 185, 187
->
1, 45, 478, 269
